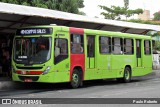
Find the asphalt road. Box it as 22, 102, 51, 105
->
0, 70, 160, 107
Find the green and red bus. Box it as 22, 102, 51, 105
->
12, 25, 152, 88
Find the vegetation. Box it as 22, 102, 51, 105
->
0, 0, 85, 15
126, 19, 160, 25
153, 41, 160, 51
99, 0, 143, 20
153, 11, 160, 21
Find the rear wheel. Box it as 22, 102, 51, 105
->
123, 67, 131, 83
117, 67, 131, 83
71, 69, 82, 88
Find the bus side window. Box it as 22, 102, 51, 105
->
144, 40, 151, 55
71, 34, 84, 54
112, 37, 123, 54
124, 38, 134, 54
99, 36, 111, 54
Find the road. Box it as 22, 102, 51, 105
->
0, 70, 160, 107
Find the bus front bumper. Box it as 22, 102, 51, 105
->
12, 71, 70, 83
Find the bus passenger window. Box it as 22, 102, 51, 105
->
112, 38, 123, 54
71, 34, 84, 54
124, 39, 134, 54
99, 36, 111, 54
144, 40, 151, 55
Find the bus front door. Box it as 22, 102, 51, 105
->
87, 36, 95, 69
136, 40, 142, 67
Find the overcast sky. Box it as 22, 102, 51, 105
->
80, 0, 160, 19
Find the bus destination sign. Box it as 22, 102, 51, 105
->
16, 28, 53, 35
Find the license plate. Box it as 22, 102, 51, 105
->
24, 78, 32, 82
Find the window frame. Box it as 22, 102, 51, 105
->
124, 38, 134, 55
71, 34, 84, 54
144, 40, 151, 55
54, 38, 68, 65
112, 37, 123, 55
99, 36, 111, 54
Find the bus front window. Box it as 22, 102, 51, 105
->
14, 37, 51, 64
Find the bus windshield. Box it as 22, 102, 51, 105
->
14, 37, 51, 64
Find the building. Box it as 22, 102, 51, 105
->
138, 10, 150, 21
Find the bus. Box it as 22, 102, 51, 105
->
12, 25, 152, 88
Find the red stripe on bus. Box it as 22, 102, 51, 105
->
29, 71, 43, 75
69, 27, 85, 81
16, 70, 42, 75
69, 27, 84, 34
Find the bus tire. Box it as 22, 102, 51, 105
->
123, 67, 131, 83
117, 67, 131, 83
71, 69, 82, 88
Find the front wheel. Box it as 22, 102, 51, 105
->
71, 69, 82, 88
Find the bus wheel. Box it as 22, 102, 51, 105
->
117, 67, 131, 83
123, 67, 131, 83
71, 69, 82, 88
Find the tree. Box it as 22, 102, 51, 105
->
0, 0, 85, 15
1, 0, 19, 4
99, 5, 125, 20
124, 0, 129, 9
153, 11, 160, 21
31, 0, 48, 8
99, 0, 143, 20
59, 0, 79, 13
77, 0, 84, 8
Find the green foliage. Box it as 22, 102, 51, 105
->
127, 19, 160, 25
78, 11, 86, 15
124, 0, 129, 9
1, 0, 18, 4
77, 0, 84, 8
99, 0, 143, 20
0, 0, 85, 14
99, 5, 125, 20
59, 0, 79, 13
153, 41, 160, 51
153, 11, 160, 21
124, 8, 143, 19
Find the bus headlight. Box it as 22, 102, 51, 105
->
42, 66, 51, 75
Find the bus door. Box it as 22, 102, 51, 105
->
136, 39, 142, 67
54, 33, 70, 72
87, 36, 95, 68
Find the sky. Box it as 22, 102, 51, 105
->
80, 0, 160, 19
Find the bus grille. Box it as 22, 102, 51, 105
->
16, 66, 43, 70
18, 76, 39, 81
